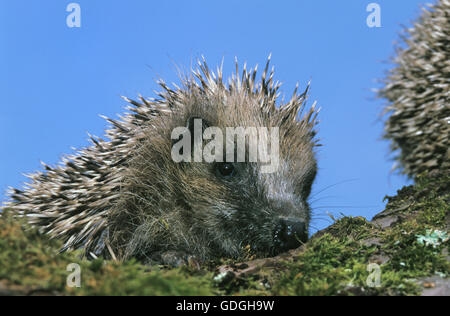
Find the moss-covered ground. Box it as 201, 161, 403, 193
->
1, 173, 448, 295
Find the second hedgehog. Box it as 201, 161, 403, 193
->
6, 57, 320, 265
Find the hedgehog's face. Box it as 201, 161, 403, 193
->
207, 158, 316, 258
174, 112, 317, 259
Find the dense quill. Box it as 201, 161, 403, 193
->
379, 0, 450, 178
5, 57, 319, 264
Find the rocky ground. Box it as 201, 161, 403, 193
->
0, 173, 448, 296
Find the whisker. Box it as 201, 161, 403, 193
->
310, 217, 334, 221
313, 205, 378, 209
309, 219, 334, 227
309, 195, 339, 205
310, 178, 359, 199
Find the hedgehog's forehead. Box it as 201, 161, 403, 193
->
171, 89, 315, 147
180, 92, 274, 127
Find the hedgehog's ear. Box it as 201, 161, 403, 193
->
187, 116, 210, 155
171, 116, 211, 159
172, 116, 209, 154
171, 116, 212, 162
187, 116, 210, 135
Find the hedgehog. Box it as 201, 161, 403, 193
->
4, 56, 320, 265
378, 0, 450, 179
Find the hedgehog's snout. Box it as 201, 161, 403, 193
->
273, 217, 307, 252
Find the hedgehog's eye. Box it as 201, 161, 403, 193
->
216, 162, 235, 178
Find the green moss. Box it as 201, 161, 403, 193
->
1, 173, 448, 295
0, 211, 217, 296
225, 173, 449, 296
267, 235, 375, 295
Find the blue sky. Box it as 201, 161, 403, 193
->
1, 1, 428, 231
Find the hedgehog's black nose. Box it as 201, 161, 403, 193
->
273, 217, 307, 252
